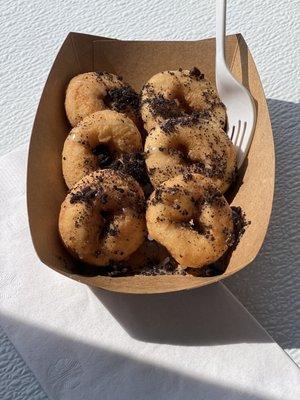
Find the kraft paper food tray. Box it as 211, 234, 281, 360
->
27, 32, 275, 294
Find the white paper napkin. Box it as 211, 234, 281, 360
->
0, 144, 299, 400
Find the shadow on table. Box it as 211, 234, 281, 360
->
226, 98, 300, 355
91, 283, 271, 346
0, 315, 276, 400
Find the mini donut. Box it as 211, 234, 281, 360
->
146, 174, 234, 268
59, 169, 146, 267
144, 115, 237, 193
62, 110, 142, 189
141, 67, 226, 132
65, 72, 140, 127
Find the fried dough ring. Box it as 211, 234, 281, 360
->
141, 68, 226, 131
65, 72, 140, 127
146, 174, 234, 267
59, 169, 146, 266
144, 116, 237, 192
62, 110, 142, 189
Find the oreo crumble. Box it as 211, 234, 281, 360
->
189, 67, 204, 80
70, 186, 98, 204
230, 206, 251, 249
110, 152, 150, 187
145, 95, 183, 120
89, 145, 151, 194
105, 85, 140, 115
92, 145, 113, 168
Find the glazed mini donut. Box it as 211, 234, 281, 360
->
59, 169, 146, 267
65, 72, 140, 127
62, 110, 142, 189
146, 174, 234, 267
141, 67, 226, 131
144, 114, 237, 193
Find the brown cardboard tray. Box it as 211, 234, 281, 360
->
27, 32, 275, 293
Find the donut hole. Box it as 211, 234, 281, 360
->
176, 143, 189, 160
186, 217, 207, 235
171, 141, 193, 165
99, 211, 119, 238
92, 144, 114, 168
103, 90, 116, 109
173, 90, 193, 115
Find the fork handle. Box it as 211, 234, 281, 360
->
216, 0, 227, 66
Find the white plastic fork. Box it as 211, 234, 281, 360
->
215, 0, 256, 168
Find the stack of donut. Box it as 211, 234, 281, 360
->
59, 72, 147, 267
59, 68, 240, 271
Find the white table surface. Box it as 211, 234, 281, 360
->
0, 0, 299, 398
